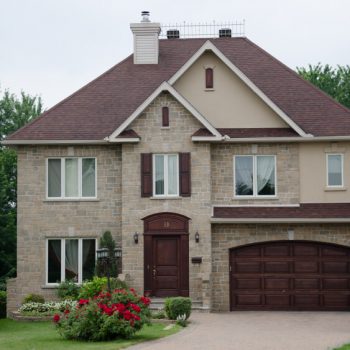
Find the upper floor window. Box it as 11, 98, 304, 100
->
234, 155, 276, 197
162, 106, 169, 127
47, 238, 96, 284
47, 157, 96, 199
327, 154, 343, 187
153, 154, 179, 197
205, 68, 214, 89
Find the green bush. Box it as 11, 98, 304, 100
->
109, 277, 128, 291
164, 297, 191, 320
22, 293, 45, 304
0, 291, 6, 318
151, 309, 166, 319
57, 280, 81, 300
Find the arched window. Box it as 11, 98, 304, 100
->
205, 68, 214, 89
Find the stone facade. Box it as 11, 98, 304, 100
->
211, 223, 350, 311
211, 143, 299, 205
9, 145, 122, 313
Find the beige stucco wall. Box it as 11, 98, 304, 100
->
300, 142, 350, 203
10, 145, 122, 311
174, 51, 288, 129
212, 223, 350, 311
211, 143, 299, 205
121, 92, 212, 307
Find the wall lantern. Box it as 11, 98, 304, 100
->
114, 247, 122, 258
96, 247, 109, 260
195, 231, 200, 243
134, 232, 139, 244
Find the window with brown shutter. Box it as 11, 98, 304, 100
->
205, 68, 214, 89
179, 153, 191, 197
141, 153, 152, 197
162, 107, 169, 127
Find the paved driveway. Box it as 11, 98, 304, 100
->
131, 312, 350, 350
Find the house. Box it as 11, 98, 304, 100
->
4, 12, 350, 314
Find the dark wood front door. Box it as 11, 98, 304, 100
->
143, 213, 189, 297
230, 241, 350, 311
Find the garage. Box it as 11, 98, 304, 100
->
230, 241, 350, 311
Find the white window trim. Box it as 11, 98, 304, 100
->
326, 153, 344, 188
152, 154, 180, 197
46, 157, 97, 200
233, 155, 277, 198
45, 238, 97, 286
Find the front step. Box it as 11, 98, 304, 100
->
150, 298, 209, 312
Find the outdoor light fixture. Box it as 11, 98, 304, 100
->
195, 231, 200, 243
134, 232, 139, 244
114, 247, 122, 258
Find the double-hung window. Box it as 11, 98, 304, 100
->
46, 238, 96, 284
327, 154, 343, 187
153, 154, 179, 197
234, 155, 276, 197
47, 157, 96, 199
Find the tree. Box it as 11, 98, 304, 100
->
297, 64, 350, 109
0, 89, 43, 289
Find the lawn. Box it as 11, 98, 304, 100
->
334, 345, 350, 350
0, 319, 181, 350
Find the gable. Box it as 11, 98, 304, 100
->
174, 51, 289, 129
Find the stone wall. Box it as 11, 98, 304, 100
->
211, 223, 350, 311
10, 145, 122, 312
121, 92, 212, 307
211, 143, 299, 205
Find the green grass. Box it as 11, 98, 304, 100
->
334, 345, 350, 350
0, 319, 181, 350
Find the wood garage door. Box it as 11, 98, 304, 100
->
230, 241, 350, 311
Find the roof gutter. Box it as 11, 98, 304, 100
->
211, 217, 350, 224
1, 139, 110, 145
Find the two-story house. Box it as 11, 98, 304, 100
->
5, 12, 350, 314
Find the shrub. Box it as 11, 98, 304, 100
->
109, 278, 128, 291
22, 293, 45, 304
55, 288, 151, 341
19, 300, 76, 315
57, 280, 81, 300
0, 291, 6, 319
151, 309, 166, 319
164, 297, 191, 320
78, 277, 108, 299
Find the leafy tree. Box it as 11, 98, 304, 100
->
0, 88, 43, 290
297, 64, 350, 109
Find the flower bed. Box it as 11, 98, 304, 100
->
54, 288, 151, 341
19, 300, 77, 316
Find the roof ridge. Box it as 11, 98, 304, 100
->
244, 38, 350, 115
6, 53, 133, 140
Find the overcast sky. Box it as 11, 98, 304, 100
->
1, 0, 349, 109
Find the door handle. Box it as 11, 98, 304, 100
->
152, 266, 156, 278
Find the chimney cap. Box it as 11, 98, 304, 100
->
141, 11, 150, 22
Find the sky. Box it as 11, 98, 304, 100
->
0, 0, 349, 109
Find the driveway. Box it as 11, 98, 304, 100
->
131, 312, 350, 350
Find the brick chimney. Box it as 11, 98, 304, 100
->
130, 11, 161, 64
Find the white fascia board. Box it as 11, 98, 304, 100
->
107, 81, 221, 140
213, 204, 300, 208
1, 139, 108, 145
168, 40, 309, 138
210, 218, 350, 224
109, 138, 140, 143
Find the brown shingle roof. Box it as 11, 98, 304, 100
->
213, 203, 350, 219
6, 37, 350, 142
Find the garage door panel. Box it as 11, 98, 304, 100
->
230, 241, 350, 311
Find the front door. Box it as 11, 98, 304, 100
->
152, 236, 180, 297
143, 212, 189, 297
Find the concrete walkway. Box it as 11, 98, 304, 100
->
130, 312, 350, 350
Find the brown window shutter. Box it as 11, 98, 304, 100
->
205, 68, 213, 89
162, 107, 169, 127
179, 153, 191, 197
141, 153, 152, 197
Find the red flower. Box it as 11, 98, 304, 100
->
64, 309, 70, 315
53, 314, 60, 323
133, 314, 141, 321
123, 310, 132, 320
78, 299, 89, 306
131, 304, 141, 313
140, 296, 150, 306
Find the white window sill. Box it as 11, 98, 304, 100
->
324, 187, 347, 192
41, 285, 59, 289
44, 198, 100, 202
160, 126, 170, 130
150, 196, 182, 200
204, 88, 215, 92
233, 196, 279, 200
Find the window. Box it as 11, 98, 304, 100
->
47, 238, 96, 284
205, 68, 214, 89
234, 155, 276, 197
327, 154, 343, 187
162, 107, 169, 127
153, 154, 179, 196
47, 158, 96, 199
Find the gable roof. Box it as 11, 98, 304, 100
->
4, 37, 350, 143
